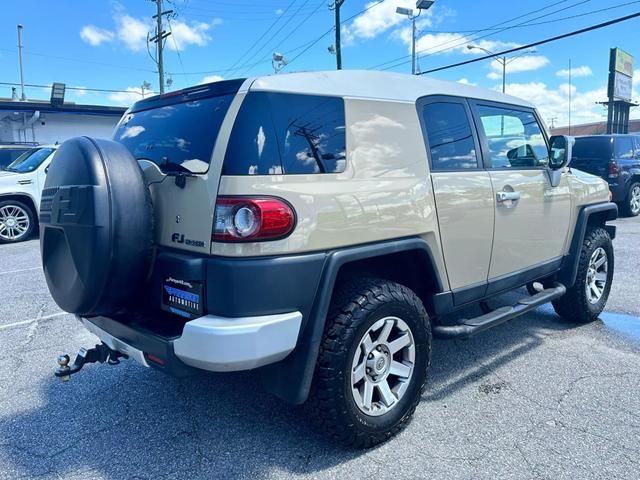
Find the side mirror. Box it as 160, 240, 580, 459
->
547, 135, 574, 187
548, 135, 574, 170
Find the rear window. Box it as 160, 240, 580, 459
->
223, 92, 346, 175
114, 94, 235, 174
615, 136, 634, 159
572, 137, 613, 162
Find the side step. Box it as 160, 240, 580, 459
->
433, 283, 566, 340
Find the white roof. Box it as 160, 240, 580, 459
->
249, 70, 534, 108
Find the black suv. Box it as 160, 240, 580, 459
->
572, 134, 640, 216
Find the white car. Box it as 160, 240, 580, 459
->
0, 145, 58, 243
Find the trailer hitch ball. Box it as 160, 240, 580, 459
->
57, 355, 71, 381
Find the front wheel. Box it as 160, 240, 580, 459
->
307, 278, 431, 448
623, 182, 640, 217
553, 227, 613, 323
0, 200, 35, 244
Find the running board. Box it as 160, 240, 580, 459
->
433, 283, 567, 340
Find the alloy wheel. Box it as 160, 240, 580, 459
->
0, 204, 30, 242
630, 185, 640, 216
351, 316, 416, 417
585, 247, 608, 304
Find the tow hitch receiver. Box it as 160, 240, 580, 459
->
55, 343, 129, 381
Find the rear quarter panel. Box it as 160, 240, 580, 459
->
212, 97, 448, 287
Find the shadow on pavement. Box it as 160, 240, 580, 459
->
0, 300, 581, 479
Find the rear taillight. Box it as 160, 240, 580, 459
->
212, 197, 295, 242
608, 160, 619, 178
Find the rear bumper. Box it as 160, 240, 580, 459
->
81, 310, 302, 373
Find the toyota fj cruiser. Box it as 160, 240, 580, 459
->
40, 71, 616, 447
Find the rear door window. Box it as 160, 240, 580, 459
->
615, 136, 634, 159
572, 137, 613, 162
422, 101, 479, 170
223, 92, 346, 175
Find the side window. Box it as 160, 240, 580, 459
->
615, 137, 634, 159
476, 105, 549, 168
422, 102, 479, 170
223, 92, 346, 175
635, 137, 640, 157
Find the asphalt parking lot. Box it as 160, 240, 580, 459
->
1, 218, 639, 480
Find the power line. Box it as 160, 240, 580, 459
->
234, 0, 315, 76
418, 11, 640, 75
417, 0, 640, 35
224, 0, 297, 74
0, 81, 144, 96
371, 0, 592, 71
283, 0, 385, 70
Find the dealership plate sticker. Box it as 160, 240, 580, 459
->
162, 277, 203, 318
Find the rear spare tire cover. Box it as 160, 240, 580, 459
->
39, 136, 153, 316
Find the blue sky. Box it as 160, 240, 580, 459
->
1, 0, 639, 126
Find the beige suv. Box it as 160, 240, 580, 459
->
40, 71, 616, 447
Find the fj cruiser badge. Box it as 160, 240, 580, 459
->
171, 233, 206, 248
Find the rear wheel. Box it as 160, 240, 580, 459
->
623, 182, 640, 217
307, 278, 431, 448
0, 200, 34, 244
552, 227, 613, 323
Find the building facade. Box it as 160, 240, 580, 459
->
0, 100, 126, 144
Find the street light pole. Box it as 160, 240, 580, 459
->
411, 15, 417, 75
17, 25, 26, 101
396, 1, 434, 75
467, 45, 536, 94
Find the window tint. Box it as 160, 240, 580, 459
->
0, 148, 29, 170
477, 105, 548, 168
6, 148, 54, 173
223, 92, 346, 175
615, 136, 634, 159
572, 137, 613, 162
422, 102, 478, 170
114, 94, 235, 174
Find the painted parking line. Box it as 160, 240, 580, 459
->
0, 311, 68, 331
0, 266, 42, 276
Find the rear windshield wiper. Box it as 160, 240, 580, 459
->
159, 157, 195, 189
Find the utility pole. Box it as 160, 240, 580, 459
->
17, 24, 26, 101
568, 58, 572, 136
149, 0, 172, 94
331, 0, 344, 70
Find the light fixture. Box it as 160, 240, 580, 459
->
416, 0, 435, 9
396, 6, 414, 17
50, 83, 66, 106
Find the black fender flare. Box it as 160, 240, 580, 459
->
558, 202, 617, 288
260, 237, 444, 405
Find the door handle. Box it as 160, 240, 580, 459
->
496, 191, 521, 203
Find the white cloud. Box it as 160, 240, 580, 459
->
108, 86, 148, 106
486, 55, 549, 79
556, 65, 593, 78
166, 20, 216, 51
199, 75, 224, 84
72, 86, 87, 96
457, 78, 477, 86
345, 0, 436, 43
80, 25, 115, 46
411, 32, 520, 57
502, 82, 612, 126
275, 8, 284, 15
115, 14, 149, 52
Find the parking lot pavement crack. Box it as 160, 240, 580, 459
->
514, 442, 547, 480
554, 419, 640, 455
556, 371, 640, 408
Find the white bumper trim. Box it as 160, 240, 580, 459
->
173, 311, 302, 372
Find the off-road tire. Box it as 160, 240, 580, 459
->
552, 227, 613, 323
622, 182, 640, 217
0, 199, 35, 244
306, 277, 431, 448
